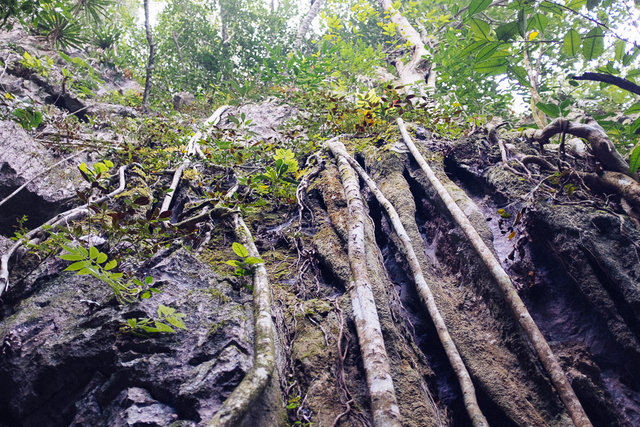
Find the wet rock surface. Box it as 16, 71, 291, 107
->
0, 120, 82, 234
0, 249, 254, 426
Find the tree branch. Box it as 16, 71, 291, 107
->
571, 72, 640, 96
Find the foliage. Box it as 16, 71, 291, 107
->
223, 242, 263, 278
121, 304, 187, 334
58, 242, 157, 303
19, 51, 53, 77
12, 107, 42, 129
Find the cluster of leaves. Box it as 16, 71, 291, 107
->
249, 148, 300, 206
223, 242, 263, 279
121, 304, 187, 334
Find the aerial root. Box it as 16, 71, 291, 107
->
207, 211, 277, 426
398, 118, 593, 427
326, 136, 402, 427
326, 138, 489, 427
159, 105, 229, 214
0, 164, 137, 296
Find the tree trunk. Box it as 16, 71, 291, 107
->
142, 0, 155, 114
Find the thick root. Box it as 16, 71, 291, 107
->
398, 118, 592, 427
207, 213, 277, 426
327, 138, 489, 427
327, 137, 402, 427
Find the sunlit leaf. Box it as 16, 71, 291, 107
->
536, 102, 561, 118
629, 145, 640, 175
232, 242, 249, 258
468, 0, 492, 16
468, 18, 492, 40
583, 27, 604, 60
563, 29, 580, 57
473, 57, 508, 75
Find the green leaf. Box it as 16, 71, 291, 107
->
89, 246, 98, 260
624, 102, 640, 114
495, 21, 518, 41
232, 242, 249, 258
473, 57, 509, 75
475, 42, 501, 61
65, 260, 91, 271
141, 291, 151, 299
583, 27, 604, 61
96, 253, 108, 264
59, 253, 85, 261
459, 40, 487, 57
563, 30, 581, 57
527, 13, 548, 32
158, 304, 176, 316
127, 318, 137, 327
166, 316, 187, 330
144, 275, 154, 285
629, 145, 640, 175
153, 321, 175, 333
78, 247, 89, 257
535, 102, 561, 118
586, 0, 601, 10
468, 0, 492, 16
104, 259, 117, 270
614, 40, 626, 62
468, 18, 492, 40
508, 65, 530, 87
244, 256, 264, 265
224, 260, 243, 267
77, 267, 95, 276
630, 116, 640, 134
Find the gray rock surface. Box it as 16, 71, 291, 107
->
0, 120, 83, 233
0, 249, 254, 426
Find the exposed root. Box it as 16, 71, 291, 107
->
327, 139, 489, 427
533, 118, 633, 178
326, 137, 402, 427
207, 212, 277, 426
159, 105, 229, 214
398, 118, 593, 427
0, 164, 135, 296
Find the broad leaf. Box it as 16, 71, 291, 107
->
536, 102, 561, 118
232, 242, 249, 258
624, 102, 640, 114
59, 253, 85, 261
508, 65, 531, 87
166, 316, 187, 330
468, 0, 492, 16
468, 18, 492, 40
104, 259, 117, 270
495, 21, 519, 41
89, 246, 98, 260
65, 260, 91, 271
473, 57, 509, 75
615, 40, 626, 62
583, 27, 604, 61
96, 253, 108, 264
526, 13, 548, 32
244, 256, 264, 265
563, 30, 580, 57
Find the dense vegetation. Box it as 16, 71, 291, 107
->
1, 0, 639, 425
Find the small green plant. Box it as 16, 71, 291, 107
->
19, 51, 53, 76
223, 242, 263, 277
251, 148, 299, 205
121, 304, 187, 334
12, 107, 42, 130
59, 243, 155, 303
78, 159, 113, 184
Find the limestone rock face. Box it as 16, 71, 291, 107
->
0, 249, 254, 426
0, 120, 82, 233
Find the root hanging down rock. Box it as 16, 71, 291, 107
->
0, 164, 134, 296
327, 137, 402, 427
206, 212, 277, 426
326, 138, 489, 427
397, 118, 593, 427
159, 105, 229, 214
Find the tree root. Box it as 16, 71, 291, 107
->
533, 118, 633, 178
207, 212, 277, 426
326, 137, 402, 427
327, 138, 489, 427
159, 105, 229, 214
0, 164, 135, 296
398, 118, 593, 427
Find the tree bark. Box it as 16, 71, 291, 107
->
142, 0, 155, 114
294, 0, 325, 52
377, 0, 434, 89
572, 72, 640, 96
327, 137, 402, 427
398, 118, 593, 427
